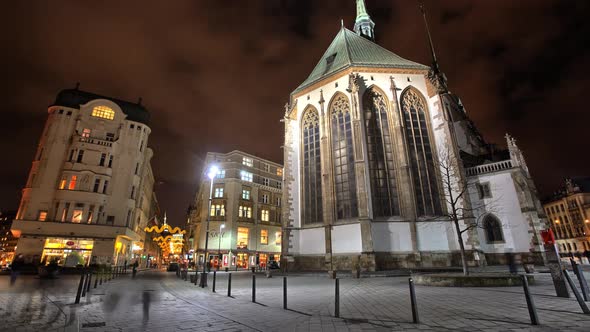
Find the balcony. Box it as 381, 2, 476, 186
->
79, 136, 113, 147
466, 160, 513, 176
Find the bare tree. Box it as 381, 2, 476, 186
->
434, 146, 501, 275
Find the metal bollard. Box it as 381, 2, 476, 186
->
212, 271, 217, 293
86, 273, 92, 293
94, 272, 99, 289
283, 276, 287, 310
409, 277, 419, 324
572, 262, 590, 301
563, 270, 590, 314
335, 278, 340, 318
521, 275, 539, 325
228, 273, 232, 297
75, 272, 85, 304
252, 274, 256, 303
81, 273, 89, 298
99, 271, 103, 285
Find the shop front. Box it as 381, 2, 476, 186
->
41, 238, 94, 267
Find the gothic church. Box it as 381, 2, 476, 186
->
281, 1, 548, 271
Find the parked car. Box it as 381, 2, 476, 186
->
268, 260, 280, 270
167, 262, 179, 272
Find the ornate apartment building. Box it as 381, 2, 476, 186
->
11, 87, 158, 267
543, 177, 590, 260
281, 1, 547, 271
189, 151, 283, 270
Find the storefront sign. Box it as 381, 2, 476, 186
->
66, 241, 75, 246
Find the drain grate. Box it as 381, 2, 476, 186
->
82, 322, 106, 328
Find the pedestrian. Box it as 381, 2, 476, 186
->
132, 260, 138, 278
10, 254, 24, 286
124, 259, 127, 273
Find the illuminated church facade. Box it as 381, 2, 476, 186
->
281, 1, 548, 271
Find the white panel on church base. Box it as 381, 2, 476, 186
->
371, 222, 413, 252
417, 222, 452, 251
332, 223, 362, 254
299, 228, 326, 254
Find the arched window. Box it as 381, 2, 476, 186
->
400, 88, 441, 216
483, 214, 504, 243
302, 108, 323, 224
91, 105, 115, 120
363, 88, 400, 217
330, 94, 358, 220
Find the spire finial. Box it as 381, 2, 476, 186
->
354, 0, 375, 41
163, 211, 167, 225
420, 2, 439, 72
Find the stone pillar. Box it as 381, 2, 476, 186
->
348, 74, 375, 271
281, 102, 297, 270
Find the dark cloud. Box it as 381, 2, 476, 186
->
1, 0, 588, 224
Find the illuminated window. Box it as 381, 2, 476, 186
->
242, 157, 253, 167
210, 204, 225, 217
261, 209, 269, 222
87, 205, 94, 223
277, 168, 283, 176
82, 128, 91, 138
260, 229, 268, 244
38, 211, 47, 221
214, 187, 224, 198
237, 227, 249, 249
242, 189, 251, 200
239, 206, 252, 219
59, 178, 67, 190
72, 210, 83, 223
241, 171, 253, 182
68, 175, 77, 190
302, 107, 323, 224
275, 231, 282, 245
91, 105, 115, 120
217, 169, 225, 179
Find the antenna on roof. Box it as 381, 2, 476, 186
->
341, 19, 344, 28
75, 82, 80, 90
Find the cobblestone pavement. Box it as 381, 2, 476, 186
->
1, 269, 590, 331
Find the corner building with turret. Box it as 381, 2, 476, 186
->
281, 1, 548, 271
11, 88, 158, 267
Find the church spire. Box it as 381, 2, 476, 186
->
420, 2, 448, 93
354, 0, 375, 41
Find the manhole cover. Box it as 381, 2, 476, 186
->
82, 322, 106, 328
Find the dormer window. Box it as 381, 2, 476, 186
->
91, 105, 115, 120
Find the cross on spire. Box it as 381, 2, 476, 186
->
354, 0, 375, 41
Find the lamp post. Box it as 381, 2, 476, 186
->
199, 165, 218, 288
218, 224, 225, 270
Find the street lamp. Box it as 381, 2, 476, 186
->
218, 224, 225, 270
199, 165, 219, 288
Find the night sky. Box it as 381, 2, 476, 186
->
1, 0, 589, 226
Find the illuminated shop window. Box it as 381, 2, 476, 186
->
237, 227, 249, 249
91, 105, 115, 120
38, 211, 47, 221
260, 229, 268, 244
68, 175, 77, 190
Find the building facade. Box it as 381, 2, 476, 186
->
543, 177, 590, 262
0, 211, 17, 267
189, 151, 283, 270
281, 1, 547, 271
11, 87, 158, 267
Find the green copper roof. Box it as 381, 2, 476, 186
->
294, 27, 429, 93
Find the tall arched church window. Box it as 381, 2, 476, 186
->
330, 95, 358, 219
363, 89, 400, 217
401, 88, 442, 216
302, 108, 323, 224
483, 214, 504, 243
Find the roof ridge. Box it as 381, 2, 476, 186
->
342, 27, 353, 66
